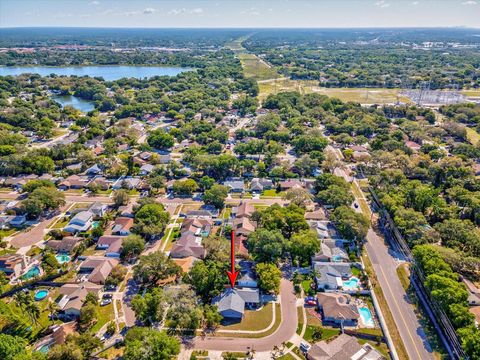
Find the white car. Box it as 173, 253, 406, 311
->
100, 299, 112, 306
300, 342, 311, 353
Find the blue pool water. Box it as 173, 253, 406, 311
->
359, 307, 374, 327
332, 254, 343, 262
92, 221, 100, 229
55, 254, 71, 264
342, 277, 359, 290
22, 266, 40, 280
34, 289, 49, 301
37, 344, 51, 353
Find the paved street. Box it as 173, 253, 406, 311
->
190, 279, 297, 352
365, 229, 434, 360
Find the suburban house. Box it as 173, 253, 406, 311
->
88, 177, 110, 191
112, 177, 141, 190
139, 164, 155, 175
181, 218, 213, 237
97, 235, 124, 258
0, 254, 28, 278
236, 261, 258, 288
313, 262, 352, 290
46, 236, 82, 254
233, 201, 255, 219
58, 175, 90, 190
223, 179, 245, 193
305, 208, 327, 221
64, 211, 94, 234
87, 202, 108, 218
233, 216, 256, 237
58, 282, 102, 318
312, 239, 349, 263
279, 179, 303, 191
249, 178, 273, 192
85, 164, 103, 176
9, 214, 27, 228
112, 217, 134, 236
170, 232, 206, 259
212, 288, 261, 319
78, 257, 119, 284
316, 293, 360, 326
307, 333, 384, 360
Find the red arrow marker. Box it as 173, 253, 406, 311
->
227, 230, 239, 288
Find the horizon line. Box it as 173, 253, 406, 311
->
0, 26, 478, 30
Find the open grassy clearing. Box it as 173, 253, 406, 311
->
91, 302, 114, 333
237, 53, 280, 81
466, 127, 480, 146
258, 79, 412, 104
461, 89, 480, 97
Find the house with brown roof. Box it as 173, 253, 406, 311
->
316, 293, 359, 326
233, 216, 256, 237
58, 175, 90, 190
233, 202, 255, 218
279, 179, 303, 191
170, 232, 206, 259
58, 282, 102, 317
181, 218, 213, 237
112, 217, 134, 236
307, 333, 384, 360
97, 235, 124, 258
78, 257, 119, 284
46, 236, 82, 254
0, 254, 28, 279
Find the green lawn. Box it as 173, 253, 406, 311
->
237, 53, 280, 81
260, 189, 283, 198
303, 325, 340, 342
466, 127, 480, 146
301, 279, 313, 294
49, 217, 69, 229
91, 302, 114, 333
218, 303, 274, 331
0, 229, 16, 238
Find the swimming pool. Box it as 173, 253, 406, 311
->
34, 289, 49, 301
359, 307, 375, 327
37, 344, 51, 353
22, 266, 40, 280
332, 254, 343, 262
55, 254, 71, 264
342, 277, 359, 290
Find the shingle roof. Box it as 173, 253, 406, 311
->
212, 289, 245, 315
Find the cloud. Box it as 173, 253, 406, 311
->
462, 0, 477, 4
240, 7, 261, 16
168, 7, 204, 15
412, 1, 419, 5
142, 7, 156, 14
375, 0, 391, 7
90, 1, 100, 5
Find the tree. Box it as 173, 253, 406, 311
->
255, 204, 309, 239
247, 229, 286, 263
147, 130, 175, 150
79, 303, 97, 332
256, 262, 282, 294
0, 334, 28, 360
14, 291, 40, 325
105, 265, 127, 286
172, 179, 198, 196
123, 327, 180, 360
133, 203, 169, 239
106, 321, 116, 336
317, 185, 354, 208
203, 235, 230, 263
203, 184, 229, 209
199, 176, 215, 191
331, 206, 369, 241
282, 187, 313, 208
186, 260, 226, 302
22, 179, 55, 193
48, 342, 83, 360
21, 186, 65, 219
203, 304, 222, 330
134, 251, 180, 286
70, 333, 102, 357
166, 288, 203, 330
131, 287, 166, 325
113, 189, 129, 207
121, 234, 145, 261
289, 230, 320, 266
311, 327, 323, 342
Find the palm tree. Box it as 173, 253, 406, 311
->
47, 299, 59, 324
14, 291, 40, 325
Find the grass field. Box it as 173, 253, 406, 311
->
259, 79, 411, 104
466, 127, 480, 146
238, 53, 280, 81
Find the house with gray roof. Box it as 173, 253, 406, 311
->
212, 288, 261, 319
64, 211, 93, 234
313, 262, 352, 290
223, 179, 245, 193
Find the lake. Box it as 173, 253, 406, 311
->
0, 65, 192, 81
52, 95, 95, 113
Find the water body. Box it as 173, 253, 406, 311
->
53, 95, 95, 112
0, 65, 192, 81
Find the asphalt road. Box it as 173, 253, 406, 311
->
190, 279, 297, 352
365, 229, 434, 360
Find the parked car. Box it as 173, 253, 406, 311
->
100, 299, 112, 306
102, 293, 113, 299
300, 342, 311, 353
105, 285, 117, 291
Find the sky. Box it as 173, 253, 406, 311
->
0, 0, 479, 28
